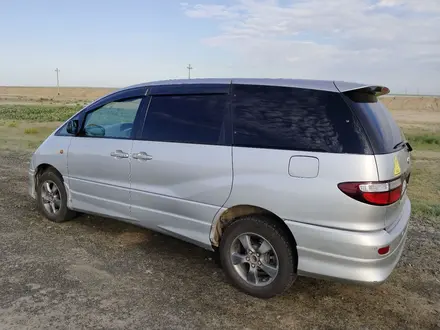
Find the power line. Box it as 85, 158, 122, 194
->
55, 68, 60, 95
187, 64, 193, 79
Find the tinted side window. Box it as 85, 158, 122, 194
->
82, 98, 142, 139
232, 85, 372, 154
142, 94, 228, 145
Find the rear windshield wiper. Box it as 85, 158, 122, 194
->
393, 140, 413, 152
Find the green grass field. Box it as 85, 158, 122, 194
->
0, 104, 81, 121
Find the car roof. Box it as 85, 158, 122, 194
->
123, 78, 381, 93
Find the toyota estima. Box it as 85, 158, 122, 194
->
28, 78, 412, 298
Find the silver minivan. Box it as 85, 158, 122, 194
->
28, 79, 412, 298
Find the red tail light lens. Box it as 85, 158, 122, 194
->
363, 186, 402, 205
338, 179, 403, 206
378, 246, 390, 255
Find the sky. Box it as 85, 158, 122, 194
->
1, 0, 439, 95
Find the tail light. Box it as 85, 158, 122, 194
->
338, 178, 404, 206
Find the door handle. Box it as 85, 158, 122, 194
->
110, 150, 129, 159
132, 152, 153, 161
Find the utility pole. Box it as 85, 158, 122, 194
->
55, 68, 60, 95
187, 64, 193, 79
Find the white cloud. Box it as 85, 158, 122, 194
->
184, 4, 241, 19
375, 0, 402, 7
375, 0, 440, 12
182, 0, 440, 94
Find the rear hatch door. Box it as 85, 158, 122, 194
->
337, 84, 412, 229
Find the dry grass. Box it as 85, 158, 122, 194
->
381, 95, 440, 112
0, 86, 116, 103
409, 149, 440, 217
0, 121, 61, 150
391, 106, 440, 219
24, 127, 39, 135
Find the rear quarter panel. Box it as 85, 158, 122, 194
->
227, 147, 385, 231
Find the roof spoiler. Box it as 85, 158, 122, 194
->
333, 81, 390, 96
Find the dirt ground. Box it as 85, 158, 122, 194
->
0, 87, 439, 329
0, 152, 439, 330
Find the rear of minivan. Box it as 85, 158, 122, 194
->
305, 84, 412, 283
331, 85, 413, 282
225, 81, 412, 287
340, 87, 412, 231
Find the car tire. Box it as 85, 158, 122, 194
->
219, 214, 297, 299
36, 169, 77, 223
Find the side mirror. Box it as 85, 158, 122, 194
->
66, 119, 79, 135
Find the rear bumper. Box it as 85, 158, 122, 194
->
286, 196, 411, 284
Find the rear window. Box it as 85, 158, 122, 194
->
343, 90, 403, 154
232, 84, 372, 154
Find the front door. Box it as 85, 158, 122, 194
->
67, 95, 145, 220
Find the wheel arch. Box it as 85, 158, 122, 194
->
33, 164, 68, 202
34, 163, 63, 185
33, 162, 77, 222
211, 204, 298, 269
